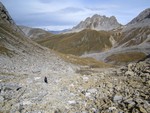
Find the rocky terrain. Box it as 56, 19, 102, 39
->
125, 8, 150, 30
0, 52, 149, 113
68, 14, 121, 33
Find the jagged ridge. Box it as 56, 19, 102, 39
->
69, 14, 121, 33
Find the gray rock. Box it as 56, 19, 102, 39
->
68, 14, 121, 33
125, 71, 135, 76
147, 80, 150, 85
128, 63, 136, 71
138, 106, 148, 113
0, 96, 4, 102
68, 100, 76, 105
128, 8, 150, 25
87, 88, 97, 94
128, 102, 136, 109
135, 98, 144, 104
113, 95, 123, 102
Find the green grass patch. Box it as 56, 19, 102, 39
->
105, 52, 146, 64
37, 29, 113, 55
58, 52, 113, 68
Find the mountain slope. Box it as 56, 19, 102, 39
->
0, 2, 74, 74
19, 25, 53, 40
36, 29, 120, 55
82, 8, 150, 65
128, 8, 150, 25
124, 8, 150, 31
32, 9, 150, 65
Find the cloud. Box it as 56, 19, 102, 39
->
58, 7, 84, 13
1, 0, 150, 30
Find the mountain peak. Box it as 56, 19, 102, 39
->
71, 14, 121, 32
0, 2, 14, 24
92, 14, 104, 18
128, 8, 150, 25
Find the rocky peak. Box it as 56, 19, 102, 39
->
128, 8, 150, 25
71, 14, 121, 32
0, 2, 15, 24
0, 2, 24, 34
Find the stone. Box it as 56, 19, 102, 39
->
85, 92, 91, 97
0, 96, 4, 102
54, 109, 61, 113
108, 107, 116, 111
124, 98, 133, 104
82, 76, 89, 82
147, 80, 150, 85
125, 71, 135, 76
34, 77, 41, 80
106, 82, 113, 88
68, 100, 76, 105
140, 93, 148, 99
87, 88, 97, 94
138, 106, 147, 113
128, 63, 134, 71
128, 102, 136, 109
135, 98, 144, 104
22, 100, 31, 105
113, 95, 123, 102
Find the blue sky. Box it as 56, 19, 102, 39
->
1, 0, 150, 30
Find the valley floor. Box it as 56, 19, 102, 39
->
0, 58, 150, 113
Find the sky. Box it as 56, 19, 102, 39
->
1, 0, 150, 30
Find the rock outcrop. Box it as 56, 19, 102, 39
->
128, 8, 150, 25
124, 8, 150, 31
0, 2, 14, 24
69, 14, 121, 33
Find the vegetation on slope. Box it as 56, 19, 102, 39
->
19, 26, 53, 40
0, 46, 13, 57
105, 52, 146, 65
36, 29, 115, 55
57, 52, 112, 68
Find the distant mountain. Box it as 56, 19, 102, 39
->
35, 9, 150, 65
68, 14, 121, 33
118, 8, 150, 47
19, 25, 53, 40
49, 29, 70, 34
83, 8, 150, 65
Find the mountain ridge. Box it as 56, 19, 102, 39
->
66, 14, 122, 33
33, 8, 150, 65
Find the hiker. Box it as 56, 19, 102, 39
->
44, 76, 48, 83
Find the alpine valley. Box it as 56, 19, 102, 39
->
0, 1, 150, 113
